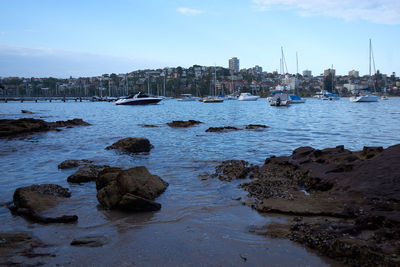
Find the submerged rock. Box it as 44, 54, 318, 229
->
9, 184, 78, 224
70, 235, 109, 247
0, 118, 90, 138
245, 124, 268, 130
67, 164, 108, 183
58, 159, 93, 169
205, 126, 240, 132
167, 120, 202, 128
239, 144, 400, 266
21, 109, 34, 114
106, 137, 153, 153
0, 231, 50, 262
96, 166, 168, 212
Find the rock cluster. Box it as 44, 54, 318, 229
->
167, 120, 202, 128
96, 166, 169, 212
106, 137, 153, 153
0, 118, 90, 138
8, 184, 78, 224
239, 144, 400, 266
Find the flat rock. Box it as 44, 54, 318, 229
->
0, 118, 90, 138
9, 184, 78, 224
167, 120, 202, 128
58, 159, 93, 169
205, 126, 240, 132
239, 144, 400, 266
67, 164, 108, 183
245, 124, 268, 130
105, 137, 153, 153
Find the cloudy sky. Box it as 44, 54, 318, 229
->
1, 0, 399, 77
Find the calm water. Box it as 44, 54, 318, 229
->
1, 98, 399, 266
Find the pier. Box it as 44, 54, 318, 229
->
0, 96, 108, 103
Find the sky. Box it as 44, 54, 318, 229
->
1, 0, 400, 78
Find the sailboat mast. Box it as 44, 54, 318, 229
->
147, 75, 150, 95
214, 65, 217, 96
369, 38, 372, 77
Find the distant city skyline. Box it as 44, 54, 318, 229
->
1, 0, 399, 78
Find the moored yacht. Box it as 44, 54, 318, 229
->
350, 94, 379, 102
238, 92, 259, 101
115, 92, 162, 105
177, 94, 198, 101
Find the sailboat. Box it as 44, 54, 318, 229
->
269, 47, 291, 106
350, 39, 379, 103
202, 66, 224, 103
289, 52, 305, 103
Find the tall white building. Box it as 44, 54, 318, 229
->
229, 57, 239, 73
348, 70, 359, 78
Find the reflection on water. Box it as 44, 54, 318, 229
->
1, 98, 399, 265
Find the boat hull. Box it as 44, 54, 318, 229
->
115, 98, 162, 105
350, 95, 379, 102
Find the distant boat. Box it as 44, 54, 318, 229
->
177, 94, 197, 101
268, 91, 290, 106
289, 94, 306, 103
350, 93, 379, 102
224, 94, 238, 100
203, 65, 224, 103
289, 51, 305, 104
115, 92, 162, 105
350, 39, 379, 103
238, 92, 259, 101
202, 96, 224, 103
313, 90, 339, 100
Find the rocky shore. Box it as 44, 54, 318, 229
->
235, 144, 400, 266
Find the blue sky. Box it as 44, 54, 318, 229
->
1, 0, 399, 77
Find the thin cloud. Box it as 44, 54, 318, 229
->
252, 0, 400, 24
177, 7, 204, 16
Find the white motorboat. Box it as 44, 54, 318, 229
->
177, 94, 197, 101
350, 94, 379, 102
269, 92, 291, 106
238, 92, 259, 101
115, 92, 162, 105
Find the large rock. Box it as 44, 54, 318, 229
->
67, 164, 108, 183
0, 118, 90, 138
239, 144, 400, 266
105, 137, 153, 153
9, 184, 78, 224
58, 159, 93, 169
117, 167, 169, 200
96, 166, 168, 212
167, 120, 202, 128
